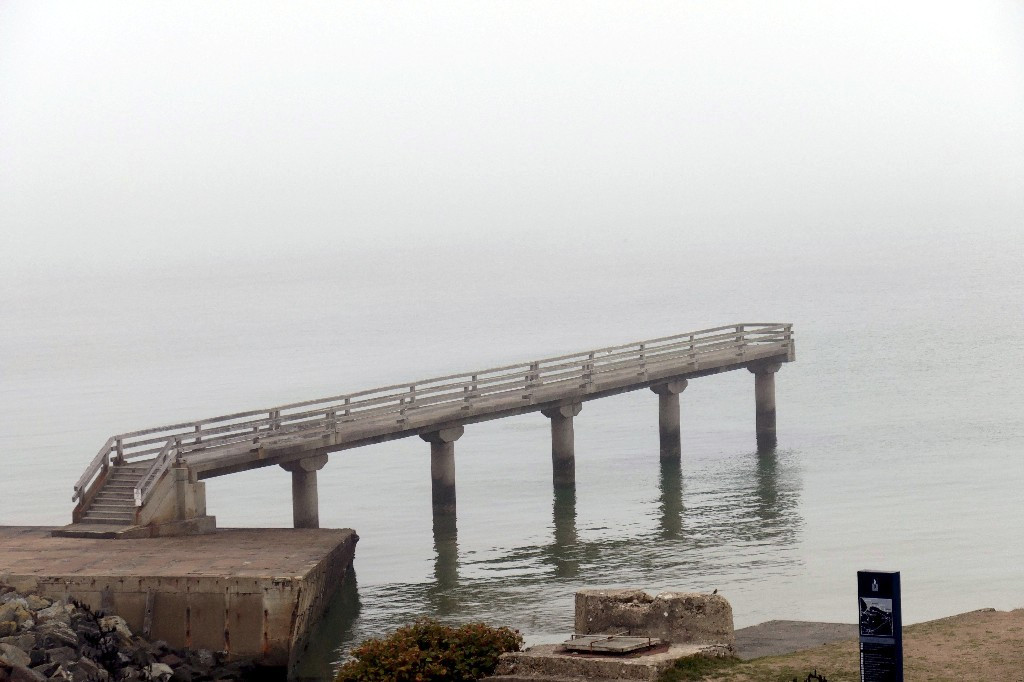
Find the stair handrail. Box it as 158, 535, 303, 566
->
133, 437, 178, 507
72, 436, 115, 502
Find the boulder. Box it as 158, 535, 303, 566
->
7, 664, 45, 682
34, 603, 70, 626
68, 657, 106, 682
169, 664, 193, 682
44, 647, 77, 666
0, 645, 29, 669
146, 662, 174, 681
22, 598, 48, 613
0, 625, 14, 639
0, 608, 28, 629
98, 616, 132, 642
187, 649, 215, 669
35, 622, 78, 649
0, 638, 32, 654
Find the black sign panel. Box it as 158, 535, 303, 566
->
858, 571, 902, 682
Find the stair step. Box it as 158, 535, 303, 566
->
90, 504, 134, 511
83, 513, 135, 522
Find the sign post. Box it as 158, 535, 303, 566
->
857, 570, 903, 682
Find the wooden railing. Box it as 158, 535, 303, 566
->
72, 323, 793, 508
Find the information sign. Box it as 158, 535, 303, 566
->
858, 570, 902, 682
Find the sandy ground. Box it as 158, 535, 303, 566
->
714, 608, 1024, 681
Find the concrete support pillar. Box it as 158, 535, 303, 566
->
174, 466, 189, 521
280, 454, 328, 529
541, 403, 582, 487
651, 379, 688, 460
420, 427, 464, 516
749, 363, 782, 451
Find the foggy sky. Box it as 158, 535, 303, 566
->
2, 1, 1023, 272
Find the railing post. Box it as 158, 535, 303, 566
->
194, 424, 202, 445
735, 324, 745, 357
689, 335, 697, 367
585, 353, 595, 389
173, 436, 183, 464
325, 410, 337, 433
114, 438, 124, 465
343, 396, 351, 417
524, 362, 539, 399
638, 343, 647, 376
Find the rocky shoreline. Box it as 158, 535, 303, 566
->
0, 583, 262, 682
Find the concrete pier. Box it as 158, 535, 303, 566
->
280, 454, 328, 528
421, 426, 464, 515
651, 379, 688, 460
750, 362, 782, 451
65, 324, 794, 536
542, 403, 582, 487
0, 526, 358, 674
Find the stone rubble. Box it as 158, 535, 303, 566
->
0, 584, 259, 682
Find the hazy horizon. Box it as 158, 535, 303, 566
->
3, 1, 1023, 275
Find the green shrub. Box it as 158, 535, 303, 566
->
335, 617, 523, 682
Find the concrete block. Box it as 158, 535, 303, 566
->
574, 588, 735, 649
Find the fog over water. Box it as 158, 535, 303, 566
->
2, 2, 1024, 677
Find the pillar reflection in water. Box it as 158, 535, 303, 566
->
754, 448, 781, 522
658, 456, 684, 539
551, 484, 579, 578
428, 512, 460, 614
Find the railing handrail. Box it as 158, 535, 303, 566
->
73, 323, 793, 507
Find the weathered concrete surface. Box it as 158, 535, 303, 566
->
489, 641, 731, 681
489, 588, 735, 681
734, 619, 857, 660
0, 526, 357, 674
575, 588, 735, 649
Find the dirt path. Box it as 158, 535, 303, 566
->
710, 608, 1024, 681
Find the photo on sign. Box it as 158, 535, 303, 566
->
859, 597, 894, 637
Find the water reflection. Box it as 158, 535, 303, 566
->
658, 457, 684, 539
428, 513, 460, 614
550, 484, 579, 578
293, 565, 361, 681
326, 446, 803, 675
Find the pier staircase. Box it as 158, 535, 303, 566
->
79, 461, 150, 525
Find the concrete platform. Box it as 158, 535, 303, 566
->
734, 619, 857, 660
487, 642, 731, 681
0, 526, 358, 674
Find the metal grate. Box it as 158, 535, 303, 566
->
560, 634, 664, 655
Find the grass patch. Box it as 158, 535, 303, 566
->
657, 654, 741, 681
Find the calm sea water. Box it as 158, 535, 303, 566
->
3, 234, 1022, 678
